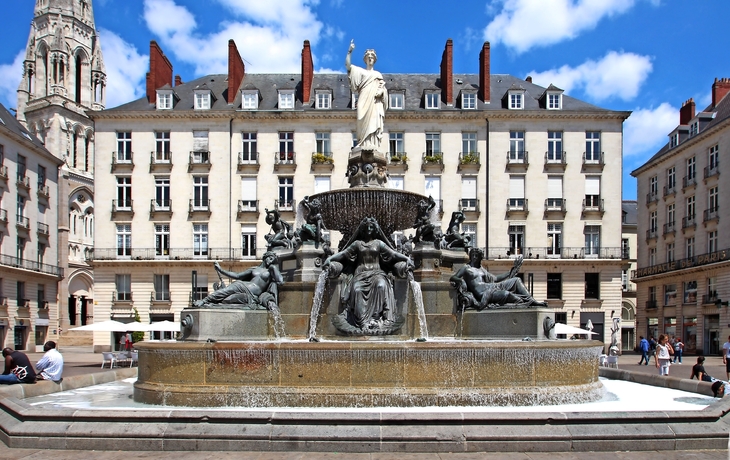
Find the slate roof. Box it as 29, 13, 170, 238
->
108, 72, 605, 113
622, 200, 638, 225
0, 103, 49, 152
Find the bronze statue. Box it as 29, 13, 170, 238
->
264, 208, 293, 250
442, 210, 471, 250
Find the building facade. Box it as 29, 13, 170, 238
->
632, 78, 730, 355
0, 104, 63, 351
89, 39, 628, 352
16, 0, 106, 343
621, 200, 638, 352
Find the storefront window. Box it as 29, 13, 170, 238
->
683, 317, 697, 353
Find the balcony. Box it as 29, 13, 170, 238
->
682, 215, 696, 231
703, 206, 719, 223
646, 228, 658, 241
581, 152, 604, 171
421, 152, 444, 173
111, 151, 134, 172
0, 165, 8, 185
544, 151, 567, 171
388, 152, 408, 173
704, 163, 720, 180
0, 254, 62, 277
37, 222, 50, 237
663, 184, 676, 197
188, 199, 211, 216
645, 300, 657, 309
112, 291, 133, 304
506, 151, 528, 170
237, 199, 259, 217
311, 152, 334, 173
112, 199, 134, 217
150, 199, 172, 217
582, 198, 604, 216
662, 221, 676, 236
188, 151, 211, 172
646, 191, 659, 206
149, 151, 172, 172
702, 293, 719, 305
275, 199, 296, 213
0, 209, 7, 226
151, 291, 171, 303
37, 182, 50, 200
457, 152, 480, 173
15, 215, 30, 231
544, 198, 566, 216
16, 174, 30, 192
459, 198, 480, 214
485, 247, 623, 260
274, 151, 297, 172
682, 174, 696, 190
506, 198, 528, 215
237, 151, 259, 173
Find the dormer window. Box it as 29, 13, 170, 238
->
242, 90, 259, 110
389, 92, 404, 110
315, 91, 332, 110
425, 92, 440, 109
461, 92, 476, 110
157, 90, 173, 110
689, 121, 699, 137
509, 91, 524, 110
670, 132, 679, 148
547, 92, 562, 110
278, 90, 295, 110
195, 92, 211, 110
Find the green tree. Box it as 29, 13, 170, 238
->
132, 307, 145, 343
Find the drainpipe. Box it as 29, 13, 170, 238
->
484, 117, 490, 254
229, 117, 233, 258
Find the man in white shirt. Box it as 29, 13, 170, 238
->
35, 341, 63, 382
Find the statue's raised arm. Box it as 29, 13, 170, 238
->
345, 39, 354, 72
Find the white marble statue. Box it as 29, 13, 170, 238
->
346, 40, 388, 151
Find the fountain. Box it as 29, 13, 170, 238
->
133, 40, 602, 409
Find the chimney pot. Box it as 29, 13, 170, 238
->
479, 42, 491, 103
227, 39, 245, 105
712, 77, 730, 107
301, 40, 314, 104
440, 39, 453, 106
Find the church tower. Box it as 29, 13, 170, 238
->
16, 0, 104, 341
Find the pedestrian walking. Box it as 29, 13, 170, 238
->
655, 334, 674, 376
673, 337, 684, 364
637, 336, 650, 365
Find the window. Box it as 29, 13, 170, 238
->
116, 177, 132, 209
508, 225, 524, 255
240, 177, 257, 210
709, 144, 719, 170
154, 132, 170, 162
462, 92, 476, 109
509, 92, 523, 109
649, 175, 658, 196
389, 132, 404, 155
390, 92, 404, 109
241, 226, 256, 258
278, 90, 294, 109
389, 175, 404, 190
352, 132, 358, 148
241, 132, 257, 163
622, 270, 628, 291
242, 91, 258, 110
192, 131, 209, 163
154, 177, 170, 210
425, 132, 441, 155
666, 242, 674, 263
116, 224, 131, 257
37, 242, 45, 265
461, 177, 477, 210
16, 195, 25, 222
316, 91, 331, 110
666, 203, 675, 226
154, 274, 170, 301
547, 176, 563, 209
686, 195, 695, 222
547, 92, 562, 110
425, 92, 439, 109
584, 176, 601, 209
584, 225, 600, 256
194, 92, 211, 110
38, 165, 46, 187
509, 131, 525, 162
116, 132, 132, 162
670, 132, 679, 148
708, 230, 718, 253
708, 277, 717, 299
463, 223, 477, 246
684, 281, 697, 304
155, 224, 170, 256
687, 156, 696, 180
279, 132, 294, 161
16, 281, 25, 306
462, 132, 477, 154
649, 210, 658, 233
689, 121, 699, 137
547, 273, 562, 299
193, 223, 208, 257
508, 176, 525, 209
16, 236, 25, 261
708, 186, 719, 212
649, 247, 656, 266
192, 274, 208, 302
585, 132, 601, 162
193, 176, 208, 209
664, 284, 677, 305
685, 237, 694, 259
315, 132, 331, 155
37, 284, 45, 309
278, 177, 294, 210
666, 166, 676, 191
547, 223, 562, 256
585, 273, 599, 299
547, 131, 562, 162
649, 286, 657, 303
425, 176, 440, 207
116, 274, 131, 301
157, 92, 172, 110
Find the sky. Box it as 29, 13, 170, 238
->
1, 0, 729, 200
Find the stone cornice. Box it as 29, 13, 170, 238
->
485, 110, 631, 121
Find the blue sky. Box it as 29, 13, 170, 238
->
2, 0, 729, 200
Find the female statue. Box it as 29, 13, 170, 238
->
323, 217, 412, 334
346, 40, 388, 151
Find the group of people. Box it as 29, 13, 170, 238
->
0, 341, 63, 385
637, 334, 685, 374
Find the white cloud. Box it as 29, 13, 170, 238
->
528, 51, 652, 102
99, 29, 148, 108
143, 0, 324, 75
0, 50, 24, 110
623, 103, 676, 157
485, 0, 636, 53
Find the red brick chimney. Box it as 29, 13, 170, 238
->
145, 40, 173, 104
479, 42, 491, 103
440, 39, 453, 106
228, 39, 245, 104
712, 77, 730, 107
301, 40, 314, 104
679, 98, 695, 125
174, 75, 183, 86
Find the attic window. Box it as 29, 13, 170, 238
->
425, 92, 440, 110
157, 91, 173, 110
670, 132, 679, 148
689, 121, 699, 137
278, 90, 295, 110
242, 90, 259, 110
462, 92, 476, 110
315, 91, 331, 110
389, 92, 404, 110
547, 92, 562, 110
509, 91, 524, 110
194, 92, 211, 110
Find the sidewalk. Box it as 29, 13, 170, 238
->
23, 345, 120, 378
614, 352, 728, 380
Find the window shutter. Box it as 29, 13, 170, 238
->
462, 177, 477, 199
585, 177, 600, 195
314, 177, 331, 194
193, 131, 208, 151
509, 176, 525, 199
425, 177, 441, 201
547, 176, 563, 198
241, 178, 257, 201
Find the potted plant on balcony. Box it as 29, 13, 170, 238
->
460, 153, 479, 165
311, 153, 334, 164
390, 154, 408, 163
423, 153, 443, 164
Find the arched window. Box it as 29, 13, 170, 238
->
75, 55, 82, 104
622, 302, 635, 321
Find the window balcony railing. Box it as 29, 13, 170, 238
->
458, 152, 480, 165
702, 293, 719, 305
704, 163, 720, 179
37, 222, 50, 236
646, 300, 657, 309
150, 199, 172, 214
646, 228, 658, 240
189, 150, 210, 165
238, 200, 259, 213
582, 198, 604, 214
422, 152, 444, 164
484, 246, 622, 260
582, 152, 604, 166
113, 291, 132, 303
0, 254, 63, 277
0, 165, 8, 181
0, 209, 7, 223
703, 206, 720, 223
112, 199, 133, 213
275, 199, 296, 212
544, 198, 566, 213
544, 151, 566, 166
275, 151, 296, 165
150, 151, 172, 167
238, 151, 258, 165
663, 184, 676, 197
311, 152, 334, 164
506, 150, 528, 165
662, 222, 676, 235
506, 198, 528, 212
646, 191, 659, 205
460, 198, 479, 212
189, 199, 211, 213
622, 247, 630, 259
682, 215, 696, 229
112, 151, 134, 169
37, 182, 50, 199
16, 174, 30, 190
15, 215, 30, 230
151, 291, 171, 302
682, 174, 696, 189
389, 152, 408, 163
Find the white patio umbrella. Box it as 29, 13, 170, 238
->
124, 322, 151, 332
553, 323, 598, 336
147, 320, 180, 332
69, 320, 129, 332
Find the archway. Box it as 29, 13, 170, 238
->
68, 271, 93, 326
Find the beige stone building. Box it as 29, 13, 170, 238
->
89, 39, 628, 351
0, 104, 63, 351
632, 78, 730, 355
16, 0, 106, 344
621, 200, 637, 352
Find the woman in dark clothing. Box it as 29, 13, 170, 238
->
690, 356, 713, 382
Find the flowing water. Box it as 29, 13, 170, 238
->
408, 272, 428, 339
268, 304, 286, 339
308, 269, 330, 340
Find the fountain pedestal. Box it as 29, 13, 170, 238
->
180, 309, 270, 341
460, 308, 554, 340
293, 243, 325, 282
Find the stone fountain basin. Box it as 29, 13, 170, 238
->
134, 340, 603, 408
